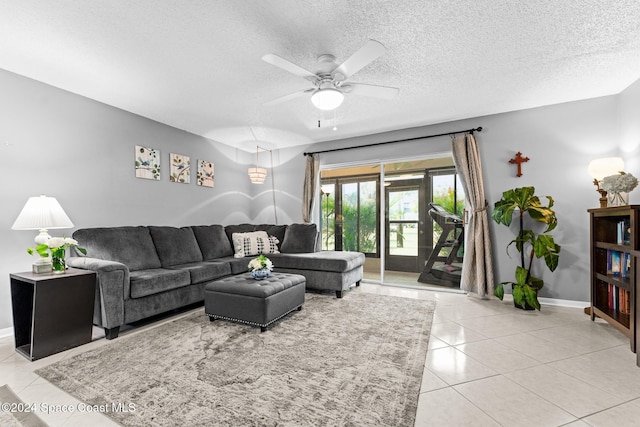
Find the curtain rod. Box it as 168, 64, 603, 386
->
303, 126, 482, 156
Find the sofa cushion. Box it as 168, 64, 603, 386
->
167, 261, 231, 284
129, 268, 191, 299
191, 225, 234, 260
280, 223, 318, 253
269, 251, 365, 273
149, 226, 203, 267
215, 256, 252, 275
72, 226, 161, 271
232, 231, 280, 258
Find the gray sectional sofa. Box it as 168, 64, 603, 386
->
67, 223, 365, 339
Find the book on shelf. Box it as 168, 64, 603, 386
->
606, 249, 631, 278
605, 282, 630, 314
611, 250, 621, 276
617, 219, 631, 245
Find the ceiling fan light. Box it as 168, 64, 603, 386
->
311, 88, 344, 111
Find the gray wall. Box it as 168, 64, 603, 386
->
2, 65, 637, 331
0, 69, 254, 331
262, 80, 640, 304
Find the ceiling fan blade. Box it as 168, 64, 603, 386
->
345, 83, 399, 99
333, 39, 386, 79
263, 89, 314, 107
262, 54, 317, 79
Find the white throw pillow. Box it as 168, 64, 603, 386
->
232, 231, 280, 258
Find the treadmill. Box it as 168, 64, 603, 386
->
417, 203, 464, 286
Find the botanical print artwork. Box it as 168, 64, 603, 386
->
170, 153, 191, 184
197, 160, 214, 188
135, 146, 160, 180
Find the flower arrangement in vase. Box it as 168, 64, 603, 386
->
248, 254, 273, 280
600, 171, 638, 206
28, 237, 87, 274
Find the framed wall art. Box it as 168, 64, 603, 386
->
170, 153, 191, 184
135, 146, 160, 180
197, 160, 214, 188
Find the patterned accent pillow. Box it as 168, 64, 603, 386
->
232, 231, 280, 258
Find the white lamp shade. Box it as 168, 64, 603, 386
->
588, 157, 625, 180
11, 195, 74, 231
248, 167, 267, 184
311, 88, 344, 111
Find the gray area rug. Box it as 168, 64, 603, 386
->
0, 385, 48, 427
35, 292, 435, 426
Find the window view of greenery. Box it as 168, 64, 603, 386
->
320, 180, 378, 254
320, 184, 335, 251
388, 189, 419, 256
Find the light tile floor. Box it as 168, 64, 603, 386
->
0, 283, 638, 426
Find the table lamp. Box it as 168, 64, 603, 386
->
588, 157, 624, 208
11, 195, 74, 273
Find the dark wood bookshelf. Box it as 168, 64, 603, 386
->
588, 205, 639, 361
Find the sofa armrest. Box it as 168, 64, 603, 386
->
67, 256, 128, 330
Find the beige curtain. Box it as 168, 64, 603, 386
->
302, 154, 319, 223
451, 133, 495, 297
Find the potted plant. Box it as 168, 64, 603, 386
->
491, 186, 561, 310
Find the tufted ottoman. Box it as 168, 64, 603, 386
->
204, 272, 305, 332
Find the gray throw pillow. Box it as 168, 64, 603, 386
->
280, 223, 318, 253
191, 225, 234, 260
149, 226, 203, 267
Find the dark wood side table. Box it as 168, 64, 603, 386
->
10, 268, 96, 361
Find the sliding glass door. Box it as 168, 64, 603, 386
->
320, 158, 464, 288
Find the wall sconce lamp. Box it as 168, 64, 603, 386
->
11, 195, 74, 272
588, 157, 624, 207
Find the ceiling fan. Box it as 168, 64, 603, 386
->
262, 39, 399, 111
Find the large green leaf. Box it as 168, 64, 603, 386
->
515, 265, 528, 285
523, 285, 541, 310
534, 235, 561, 272
512, 284, 526, 308
494, 282, 505, 300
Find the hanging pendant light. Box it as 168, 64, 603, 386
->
248, 145, 267, 184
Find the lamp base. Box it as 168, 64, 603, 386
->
32, 261, 52, 274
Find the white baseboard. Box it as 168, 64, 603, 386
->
0, 327, 14, 339
538, 297, 590, 309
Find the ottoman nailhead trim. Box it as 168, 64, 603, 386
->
206, 303, 303, 329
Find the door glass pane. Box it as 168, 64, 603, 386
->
388, 190, 419, 221
389, 222, 418, 256
388, 189, 419, 256
341, 182, 358, 251
359, 181, 377, 253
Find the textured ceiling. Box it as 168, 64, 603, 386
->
1, 1, 639, 152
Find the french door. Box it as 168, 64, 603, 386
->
385, 177, 428, 272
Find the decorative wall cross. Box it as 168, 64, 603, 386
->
509, 151, 529, 177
